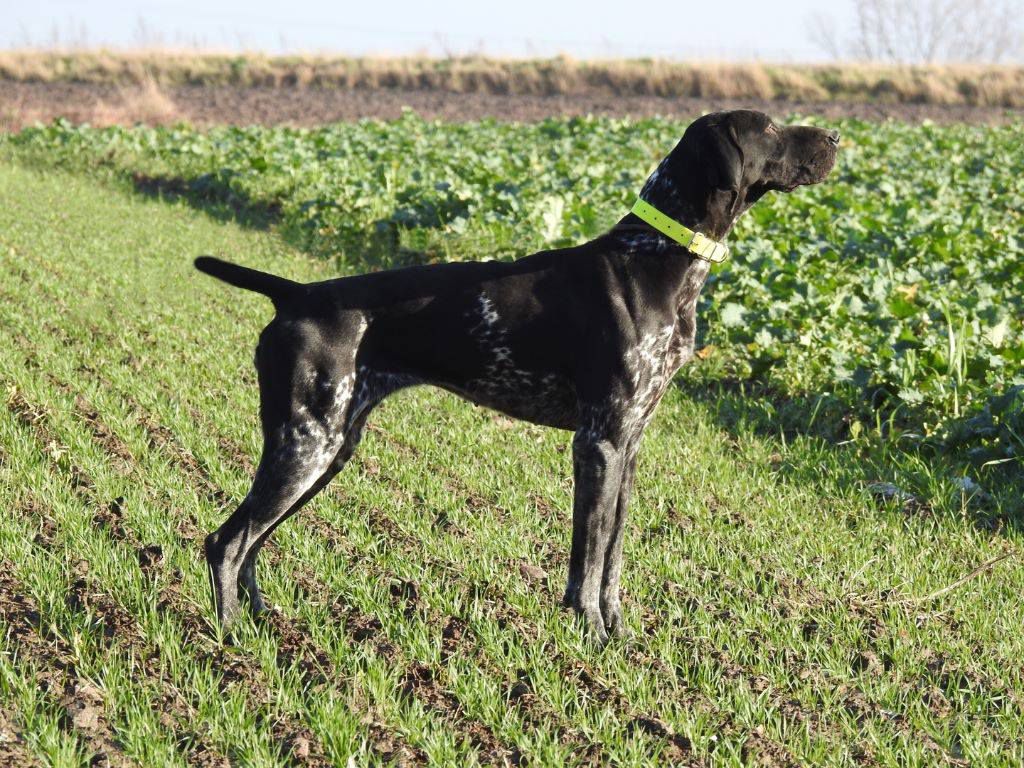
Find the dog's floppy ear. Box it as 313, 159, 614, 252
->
702, 119, 744, 192
691, 118, 745, 219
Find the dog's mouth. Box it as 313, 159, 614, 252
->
786, 147, 838, 190
751, 143, 838, 198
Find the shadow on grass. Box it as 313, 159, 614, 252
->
130, 170, 439, 272
132, 171, 281, 231
677, 376, 1024, 535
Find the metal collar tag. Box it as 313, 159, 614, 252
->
630, 199, 729, 263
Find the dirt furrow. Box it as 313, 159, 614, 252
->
637, 537, 1017, 764
63, 575, 231, 768
12, 503, 223, 768
3, 382, 333, 766
2, 395, 234, 766
7, 388, 97, 497
280, 554, 518, 767
121, 393, 233, 515
400, 660, 523, 767
0, 564, 136, 768
0, 707, 40, 767
264, 608, 428, 767
71, 393, 137, 469
0, 538, 46, 768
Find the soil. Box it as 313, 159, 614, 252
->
2, 81, 1022, 129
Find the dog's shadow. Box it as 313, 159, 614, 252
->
133, 172, 279, 231
676, 376, 1024, 536
131, 171, 436, 272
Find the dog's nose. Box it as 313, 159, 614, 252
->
827, 130, 840, 146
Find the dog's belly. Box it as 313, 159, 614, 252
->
441, 372, 578, 430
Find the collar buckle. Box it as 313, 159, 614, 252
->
689, 232, 729, 263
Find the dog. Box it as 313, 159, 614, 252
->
196, 109, 838, 644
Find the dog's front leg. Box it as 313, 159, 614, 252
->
599, 445, 638, 638
564, 427, 626, 646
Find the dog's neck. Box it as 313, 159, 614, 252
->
611, 153, 743, 252
606, 152, 748, 332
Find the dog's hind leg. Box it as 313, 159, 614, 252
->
235, 460, 339, 616
206, 411, 344, 627
211, 358, 406, 627
234, 400, 379, 618
205, 317, 368, 628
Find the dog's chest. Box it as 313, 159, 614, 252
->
622, 324, 687, 427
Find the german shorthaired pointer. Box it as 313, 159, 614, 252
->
196, 109, 839, 644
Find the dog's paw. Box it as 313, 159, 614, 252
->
564, 587, 612, 646
602, 603, 631, 640
245, 592, 269, 616
561, 582, 579, 609
576, 605, 610, 647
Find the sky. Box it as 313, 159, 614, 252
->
6, 0, 858, 61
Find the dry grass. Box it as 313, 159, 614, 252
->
93, 75, 181, 126
1, 50, 1023, 107
0, 73, 182, 130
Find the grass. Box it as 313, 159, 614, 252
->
0, 143, 1023, 766
3, 50, 1024, 107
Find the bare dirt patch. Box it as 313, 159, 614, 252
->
0, 707, 38, 767
73, 394, 136, 469
2, 81, 1021, 131
0, 566, 135, 767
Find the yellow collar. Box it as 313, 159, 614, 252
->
630, 199, 729, 263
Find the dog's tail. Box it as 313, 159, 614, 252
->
194, 256, 300, 305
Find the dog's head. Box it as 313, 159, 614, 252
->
640, 109, 839, 239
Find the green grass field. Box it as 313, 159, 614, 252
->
0, 117, 1022, 767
